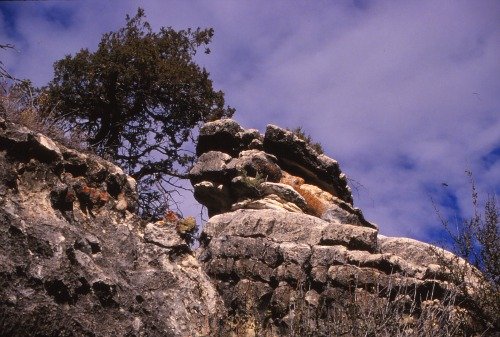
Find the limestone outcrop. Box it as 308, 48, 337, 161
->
0, 118, 226, 337
193, 119, 490, 336
190, 119, 372, 228
0, 117, 494, 337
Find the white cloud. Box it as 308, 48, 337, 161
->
1, 0, 499, 242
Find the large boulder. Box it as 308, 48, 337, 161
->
196, 119, 263, 157
191, 120, 374, 228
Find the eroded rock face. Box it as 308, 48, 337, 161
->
193, 120, 489, 336
0, 118, 226, 337
0, 117, 491, 336
263, 124, 352, 204
190, 119, 372, 227
199, 210, 485, 336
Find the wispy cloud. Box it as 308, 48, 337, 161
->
1, 0, 499, 242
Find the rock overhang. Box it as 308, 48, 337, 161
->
190, 119, 371, 228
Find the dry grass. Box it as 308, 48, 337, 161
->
216, 254, 486, 337
288, 126, 324, 155
285, 280, 470, 337
231, 274, 483, 337
432, 173, 500, 333
1, 82, 87, 151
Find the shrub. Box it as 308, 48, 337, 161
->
289, 126, 324, 154
1, 81, 87, 151
433, 171, 500, 333
41, 8, 234, 219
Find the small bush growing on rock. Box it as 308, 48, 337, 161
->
177, 216, 196, 236
1, 81, 87, 151
289, 126, 324, 154
239, 168, 267, 190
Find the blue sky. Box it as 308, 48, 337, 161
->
1, 0, 499, 243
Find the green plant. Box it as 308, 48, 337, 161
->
41, 8, 234, 218
289, 126, 324, 154
239, 168, 267, 189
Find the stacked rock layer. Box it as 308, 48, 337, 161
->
0, 117, 490, 336
190, 119, 373, 228
192, 119, 486, 336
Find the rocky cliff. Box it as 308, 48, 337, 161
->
0, 118, 225, 336
0, 117, 492, 337
191, 119, 489, 336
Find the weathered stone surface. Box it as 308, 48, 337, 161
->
144, 222, 188, 249
196, 119, 264, 158
231, 194, 304, 213
270, 282, 296, 316
263, 124, 352, 204
379, 236, 457, 266
192, 120, 365, 225
31, 133, 63, 161
310, 245, 350, 267
279, 242, 311, 266
193, 181, 231, 215
189, 150, 234, 184
233, 279, 273, 309
378, 236, 484, 284
227, 149, 282, 182
205, 235, 282, 268
235, 258, 274, 282
196, 119, 244, 156
1, 118, 492, 336
0, 120, 226, 337
321, 223, 378, 252
260, 182, 308, 211
282, 176, 375, 228
324, 202, 359, 222
204, 209, 328, 246
199, 207, 487, 335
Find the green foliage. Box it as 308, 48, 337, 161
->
42, 8, 234, 218
289, 126, 324, 154
238, 168, 267, 190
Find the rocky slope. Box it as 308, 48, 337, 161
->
191, 119, 489, 336
0, 117, 492, 336
0, 118, 225, 337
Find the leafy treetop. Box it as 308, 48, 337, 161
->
43, 8, 234, 218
